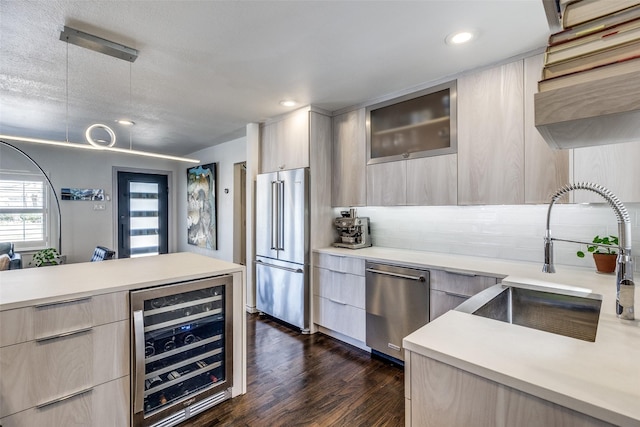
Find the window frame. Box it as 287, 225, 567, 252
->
0, 171, 51, 251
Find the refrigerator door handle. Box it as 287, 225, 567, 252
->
278, 180, 285, 251
255, 259, 304, 273
133, 309, 146, 414
271, 181, 279, 250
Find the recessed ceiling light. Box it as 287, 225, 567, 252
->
116, 119, 135, 126
279, 100, 297, 107
445, 31, 476, 45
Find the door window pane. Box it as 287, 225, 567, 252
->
130, 181, 160, 257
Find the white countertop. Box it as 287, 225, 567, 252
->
316, 246, 640, 426
0, 252, 244, 311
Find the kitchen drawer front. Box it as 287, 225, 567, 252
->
91, 291, 129, 325
430, 290, 468, 321
314, 296, 366, 342
0, 308, 33, 347
1, 329, 93, 418
33, 297, 93, 340
315, 253, 365, 276
92, 320, 129, 386
429, 269, 498, 297
0, 376, 130, 427
314, 267, 365, 309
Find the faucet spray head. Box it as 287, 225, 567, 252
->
542, 235, 555, 273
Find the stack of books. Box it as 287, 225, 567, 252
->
539, 0, 640, 91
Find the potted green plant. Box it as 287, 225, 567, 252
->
29, 248, 62, 267
577, 235, 618, 274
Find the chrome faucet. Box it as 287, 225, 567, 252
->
543, 182, 635, 320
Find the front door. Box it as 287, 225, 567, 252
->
117, 171, 168, 258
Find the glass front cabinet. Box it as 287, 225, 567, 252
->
131, 276, 233, 427
367, 80, 457, 164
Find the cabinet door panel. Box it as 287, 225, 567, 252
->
92, 321, 129, 386
0, 308, 33, 346
314, 253, 365, 276
458, 61, 525, 205
429, 269, 498, 297
332, 109, 367, 207
34, 331, 93, 406
315, 268, 365, 309
524, 54, 570, 204
430, 290, 468, 321
367, 161, 406, 206
33, 297, 92, 340
574, 141, 640, 203
314, 296, 366, 342
406, 154, 457, 206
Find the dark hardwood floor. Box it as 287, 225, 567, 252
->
181, 313, 405, 427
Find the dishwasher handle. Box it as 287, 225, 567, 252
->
366, 267, 426, 282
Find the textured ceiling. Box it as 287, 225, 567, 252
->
0, 0, 551, 156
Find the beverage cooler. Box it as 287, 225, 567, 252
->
130, 276, 233, 427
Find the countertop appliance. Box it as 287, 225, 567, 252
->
365, 262, 430, 363
255, 167, 310, 332
130, 276, 233, 427
332, 209, 372, 249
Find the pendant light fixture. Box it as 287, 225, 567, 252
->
1, 26, 199, 164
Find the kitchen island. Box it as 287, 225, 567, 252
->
0, 252, 246, 427
315, 246, 640, 427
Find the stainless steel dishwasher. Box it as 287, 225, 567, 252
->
365, 261, 430, 363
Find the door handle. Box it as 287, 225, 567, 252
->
366, 268, 426, 282
133, 310, 145, 414
255, 259, 303, 273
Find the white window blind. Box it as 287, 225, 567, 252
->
0, 177, 47, 244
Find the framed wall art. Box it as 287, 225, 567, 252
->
61, 187, 105, 201
187, 163, 217, 250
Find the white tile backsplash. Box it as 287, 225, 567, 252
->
335, 203, 640, 272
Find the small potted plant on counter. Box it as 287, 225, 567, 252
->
577, 235, 618, 274
29, 247, 62, 267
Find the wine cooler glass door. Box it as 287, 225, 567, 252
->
131, 275, 233, 427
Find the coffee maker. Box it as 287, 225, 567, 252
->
332, 209, 372, 249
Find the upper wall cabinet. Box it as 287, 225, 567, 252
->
260, 108, 310, 173
366, 81, 457, 165
524, 54, 570, 204
332, 109, 367, 207
457, 61, 525, 205
535, 69, 640, 150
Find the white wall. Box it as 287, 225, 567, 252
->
177, 136, 247, 262
335, 203, 640, 273
2, 141, 181, 264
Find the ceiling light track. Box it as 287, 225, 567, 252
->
0, 135, 200, 163
60, 26, 138, 62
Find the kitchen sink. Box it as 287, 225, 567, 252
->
455, 282, 602, 342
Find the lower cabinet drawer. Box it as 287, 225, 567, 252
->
0, 320, 128, 418
430, 290, 469, 321
314, 296, 365, 342
0, 376, 130, 427
314, 267, 365, 309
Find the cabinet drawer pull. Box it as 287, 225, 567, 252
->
442, 269, 477, 277
36, 387, 93, 409
443, 291, 468, 299
35, 327, 92, 342
35, 296, 92, 308
328, 298, 348, 306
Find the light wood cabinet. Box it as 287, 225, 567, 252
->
457, 60, 525, 205
313, 253, 366, 344
0, 291, 129, 425
0, 376, 130, 427
406, 154, 457, 206
332, 109, 367, 207
573, 140, 640, 203
429, 269, 498, 321
524, 54, 571, 204
367, 161, 406, 205
260, 107, 311, 173
406, 352, 614, 427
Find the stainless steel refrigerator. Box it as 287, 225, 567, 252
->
255, 167, 310, 332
